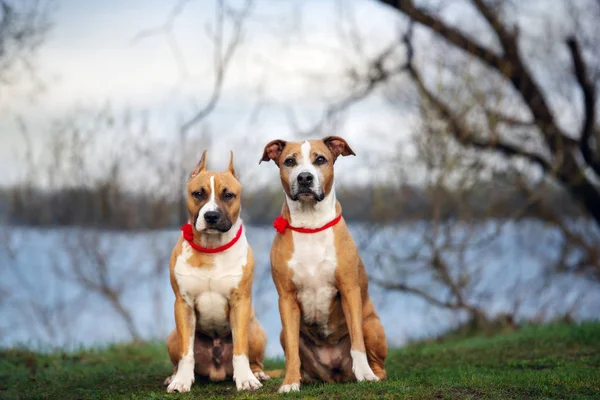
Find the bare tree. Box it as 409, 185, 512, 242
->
371, 0, 600, 226
365, 103, 594, 328
0, 0, 53, 103
284, 0, 600, 280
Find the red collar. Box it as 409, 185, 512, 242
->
273, 214, 342, 234
181, 223, 243, 253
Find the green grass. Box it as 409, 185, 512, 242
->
1, 322, 599, 399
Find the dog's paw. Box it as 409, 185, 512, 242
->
355, 370, 380, 382
166, 370, 194, 393
163, 375, 173, 386
236, 374, 262, 391
278, 383, 300, 393
233, 355, 262, 391
254, 371, 270, 381
234, 367, 262, 391
351, 350, 380, 382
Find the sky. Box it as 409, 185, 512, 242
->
1, 0, 416, 187
1, 0, 580, 189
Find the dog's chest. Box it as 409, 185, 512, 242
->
174, 240, 247, 336
288, 230, 338, 329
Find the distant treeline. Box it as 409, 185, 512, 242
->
0, 183, 585, 229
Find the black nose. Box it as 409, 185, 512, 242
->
297, 172, 314, 186
204, 211, 220, 224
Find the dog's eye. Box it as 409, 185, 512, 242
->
192, 190, 205, 200
284, 158, 296, 167
223, 192, 235, 200
314, 155, 327, 165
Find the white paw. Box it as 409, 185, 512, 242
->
236, 375, 262, 391
166, 368, 195, 393
163, 375, 173, 386
278, 383, 300, 393
351, 350, 380, 382
355, 370, 380, 382
254, 371, 270, 381
233, 355, 262, 391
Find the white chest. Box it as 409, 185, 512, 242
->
288, 230, 338, 329
174, 239, 248, 336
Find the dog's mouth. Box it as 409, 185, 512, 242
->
197, 215, 233, 234
291, 187, 324, 202
202, 223, 232, 234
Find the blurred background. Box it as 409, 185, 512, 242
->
1, 0, 600, 357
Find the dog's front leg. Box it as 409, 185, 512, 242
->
339, 285, 379, 382
278, 294, 302, 393
167, 297, 196, 393
230, 291, 262, 391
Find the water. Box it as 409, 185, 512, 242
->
1, 221, 599, 357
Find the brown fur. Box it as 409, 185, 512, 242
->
262, 137, 387, 390
165, 151, 268, 390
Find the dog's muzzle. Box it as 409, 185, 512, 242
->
200, 210, 232, 232
291, 172, 324, 201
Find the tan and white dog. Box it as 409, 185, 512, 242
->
260, 136, 387, 393
164, 151, 269, 393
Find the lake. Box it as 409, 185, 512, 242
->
1, 220, 599, 357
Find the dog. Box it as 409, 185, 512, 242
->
164, 150, 269, 393
260, 136, 387, 393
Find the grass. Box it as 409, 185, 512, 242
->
1, 322, 599, 399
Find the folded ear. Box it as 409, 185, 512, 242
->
323, 136, 356, 159
259, 139, 287, 165
189, 150, 207, 180
227, 150, 238, 179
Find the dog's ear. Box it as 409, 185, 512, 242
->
189, 150, 207, 180
259, 139, 287, 165
226, 150, 238, 179
323, 136, 356, 160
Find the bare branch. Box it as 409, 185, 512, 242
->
403, 35, 552, 173
377, 0, 600, 226
483, 107, 536, 129
301, 31, 408, 136
180, 0, 252, 136
377, 0, 577, 156
379, 0, 507, 72
470, 0, 516, 51
0, 0, 53, 102
567, 36, 600, 176
133, 0, 253, 137
370, 278, 459, 310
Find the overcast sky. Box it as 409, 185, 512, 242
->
1, 0, 420, 187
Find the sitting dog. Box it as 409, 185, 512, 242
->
260, 136, 387, 393
165, 150, 268, 392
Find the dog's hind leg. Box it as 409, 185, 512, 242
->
164, 329, 180, 385
248, 316, 270, 381
363, 309, 388, 380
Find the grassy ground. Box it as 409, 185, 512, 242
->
1, 322, 599, 399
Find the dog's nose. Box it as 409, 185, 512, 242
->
204, 211, 220, 224
297, 172, 314, 186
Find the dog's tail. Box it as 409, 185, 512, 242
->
264, 369, 284, 378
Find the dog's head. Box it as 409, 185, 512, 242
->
259, 136, 355, 203
187, 150, 241, 234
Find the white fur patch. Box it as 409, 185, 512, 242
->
286, 191, 338, 335
232, 354, 262, 391
195, 175, 219, 231
196, 292, 229, 336
174, 218, 247, 336
278, 383, 300, 393
350, 350, 379, 382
